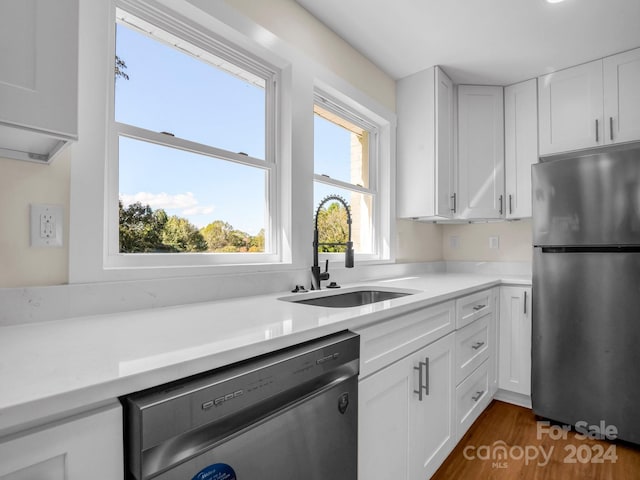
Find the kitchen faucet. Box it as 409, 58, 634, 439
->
311, 195, 354, 290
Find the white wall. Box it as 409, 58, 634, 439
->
442, 220, 532, 263
395, 219, 443, 262
0, 151, 70, 287
223, 0, 396, 112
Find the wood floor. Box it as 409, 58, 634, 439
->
431, 400, 640, 480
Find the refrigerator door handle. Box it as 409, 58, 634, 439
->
595, 118, 599, 142
524, 290, 527, 314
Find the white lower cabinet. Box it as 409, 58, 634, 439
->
455, 359, 491, 439
453, 288, 497, 442
358, 331, 456, 480
0, 402, 123, 480
499, 286, 532, 396
358, 288, 502, 479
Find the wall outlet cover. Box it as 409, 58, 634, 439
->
30, 204, 64, 247
489, 236, 500, 249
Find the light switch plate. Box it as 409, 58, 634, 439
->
489, 236, 500, 249
30, 204, 64, 247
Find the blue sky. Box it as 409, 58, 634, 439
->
116, 22, 351, 235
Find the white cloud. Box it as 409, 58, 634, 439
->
120, 192, 215, 219
183, 205, 215, 216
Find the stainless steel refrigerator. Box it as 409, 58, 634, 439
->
532, 145, 640, 445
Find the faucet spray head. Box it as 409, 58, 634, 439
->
345, 242, 354, 268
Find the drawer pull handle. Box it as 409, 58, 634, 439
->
472, 304, 486, 311
413, 357, 430, 401
471, 341, 485, 350
471, 390, 484, 402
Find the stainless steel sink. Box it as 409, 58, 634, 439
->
279, 287, 419, 308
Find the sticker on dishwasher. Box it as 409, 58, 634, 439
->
192, 463, 236, 480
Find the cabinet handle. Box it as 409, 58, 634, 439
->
471, 341, 485, 350
509, 194, 513, 215
471, 390, 485, 402
524, 291, 528, 315
413, 357, 429, 401
451, 193, 457, 213
472, 304, 486, 311
499, 195, 503, 215
610, 117, 614, 141
595, 119, 599, 142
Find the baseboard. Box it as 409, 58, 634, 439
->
494, 389, 532, 409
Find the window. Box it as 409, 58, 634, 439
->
111, 6, 278, 262
313, 93, 378, 257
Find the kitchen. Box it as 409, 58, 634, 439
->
1, 0, 639, 479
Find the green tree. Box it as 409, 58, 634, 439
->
249, 229, 265, 252
316, 202, 348, 252
200, 220, 234, 252
228, 229, 250, 251
119, 201, 165, 252
115, 55, 129, 81
162, 216, 208, 252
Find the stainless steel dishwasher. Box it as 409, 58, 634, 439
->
121, 331, 359, 480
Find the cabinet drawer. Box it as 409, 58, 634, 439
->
455, 360, 491, 440
455, 314, 490, 385
456, 289, 493, 329
356, 301, 455, 378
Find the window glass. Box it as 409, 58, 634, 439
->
314, 182, 373, 254
314, 104, 369, 188
113, 11, 275, 258
118, 137, 267, 253
115, 21, 266, 159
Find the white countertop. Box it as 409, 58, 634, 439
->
0, 273, 530, 435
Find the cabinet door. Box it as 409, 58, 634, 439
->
603, 47, 640, 145
435, 67, 456, 217
0, 0, 78, 136
538, 60, 603, 155
504, 79, 538, 219
359, 333, 456, 480
397, 66, 455, 219
0, 403, 123, 480
457, 85, 505, 219
499, 287, 532, 396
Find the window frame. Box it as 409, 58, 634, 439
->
313, 89, 383, 262
106, 1, 282, 268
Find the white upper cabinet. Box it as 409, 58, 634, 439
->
0, 0, 78, 163
539, 47, 640, 156
603, 48, 640, 145
457, 85, 505, 219
504, 79, 538, 219
397, 66, 455, 219
538, 60, 603, 156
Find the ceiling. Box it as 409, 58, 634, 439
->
295, 0, 640, 86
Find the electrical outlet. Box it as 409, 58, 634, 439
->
30, 204, 64, 247
449, 235, 460, 249
489, 236, 500, 249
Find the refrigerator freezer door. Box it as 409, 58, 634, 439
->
532, 248, 640, 444
532, 148, 640, 246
